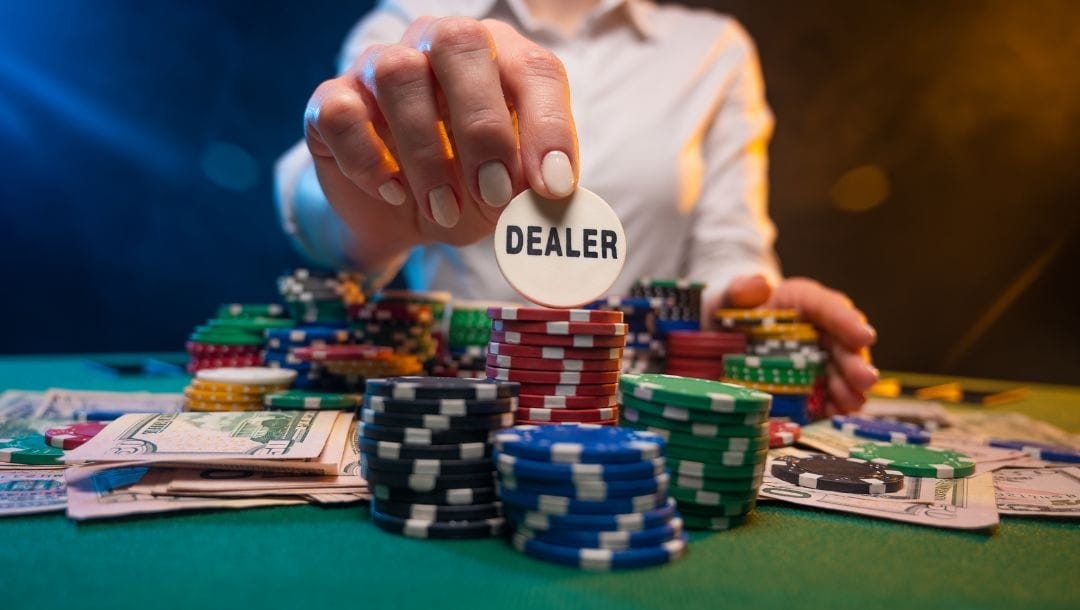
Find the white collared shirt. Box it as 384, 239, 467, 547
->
276, 0, 781, 309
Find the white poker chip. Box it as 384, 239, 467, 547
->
195, 367, 297, 386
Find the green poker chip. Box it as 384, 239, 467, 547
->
621, 406, 768, 439
0, 433, 66, 465
264, 391, 360, 410
669, 486, 757, 512
207, 317, 296, 331
670, 472, 762, 493
620, 394, 769, 427
665, 455, 768, 480
722, 354, 824, 371
848, 442, 976, 478
723, 367, 819, 385
189, 331, 265, 346
619, 374, 771, 413
679, 513, 749, 531
621, 419, 769, 453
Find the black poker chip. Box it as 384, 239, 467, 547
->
361, 453, 495, 476
359, 422, 495, 446
770, 454, 905, 494
363, 394, 518, 416
364, 377, 519, 400
361, 408, 515, 431
371, 497, 503, 522
358, 437, 492, 461
372, 484, 500, 506
362, 465, 497, 492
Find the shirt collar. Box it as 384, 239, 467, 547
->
401, 0, 656, 40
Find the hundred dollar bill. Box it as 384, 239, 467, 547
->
62, 411, 339, 464
0, 390, 45, 419
35, 389, 183, 420
65, 464, 304, 521
993, 467, 1080, 517
0, 470, 67, 516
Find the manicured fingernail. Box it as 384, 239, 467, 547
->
378, 180, 406, 206
478, 161, 512, 207
866, 363, 880, 380
865, 324, 878, 342
428, 185, 460, 228
541, 150, 574, 198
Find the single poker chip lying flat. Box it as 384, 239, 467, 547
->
619, 373, 771, 413
364, 377, 519, 401
372, 484, 498, 506
487, 307, 624, 323
486, 354, 622, 372
491, 320, 628, 336
196, 367, 297, 386
516, 517, 683, 551
370, 506, 505, 539
848, 442, 975, 478
494, 452, 665, 482
43, 422, 108, 450
0, 434, 66, 465
511, 531, 688, 570
770, 454, 905, 494
370, 497, 502, 522
485, 366, 621, 385
361, 409, 515, 432
363, 395, 517, 417
831, 415, 930, 445
769, 420, 801, 448
504, 497, 677, 532
494, 424, 665, 464
987, 439, 1080, 464
488, 342, 624, 360
263, 391, 360, 410
359, 438, 490, 461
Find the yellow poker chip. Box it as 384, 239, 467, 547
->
714, 308, 799, 322
189, 380, 291, 395
184, 399, 265, 412
183, 388, 266, 404
722, 378, 814, 395
748, 322, 817, 337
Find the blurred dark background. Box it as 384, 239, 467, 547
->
1, 0, 1077, 383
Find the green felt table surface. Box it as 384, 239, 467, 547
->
1, 354, 1078, 610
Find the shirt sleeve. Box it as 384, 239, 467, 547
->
273, 6, 411, 278
683, 20, 782, 315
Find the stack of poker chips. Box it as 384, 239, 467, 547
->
185, 304, 294, 373
262, 326, 355, 391
278, 268, 365, 324
722, 353, 825, 425
182, 367, 297, 412
495, 424, 688, 571
617, 373, 771, 531
431, 300, 513, 377
294, 344, 422, 390
349, 295, 440, 365
486, 307, 626, 425
714, 309, 829, 423
629, 278, 703, 337
359, 377, 519, 539
584, 296, 666, 374
664, 331, 747, 379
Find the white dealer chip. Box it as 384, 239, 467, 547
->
494, 187, 626, 308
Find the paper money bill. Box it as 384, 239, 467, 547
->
35, 389, 183, 420
0, 469, 66, 516
860, 398, 951, 429
938, 411, 1080, 448
63, 411, 339, 463
64, 464, 304, 521
760, 449, 1000, 530
0, 391, 45, 419
993, 467, 1080, 517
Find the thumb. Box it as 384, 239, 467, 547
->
722, 274, 772, 308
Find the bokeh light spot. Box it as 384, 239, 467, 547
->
830, 164, 889, 212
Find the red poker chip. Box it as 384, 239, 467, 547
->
490, 330, 626, 349
666, 344, 746, 358
769, 419, 801, 447
187, 355, 263, 367
515, 382, 618, 397
666, 357, 724, 368
44, 421, 108, 450
490, 320, 628, 336
517, 393, 619, 409
185, 341, 263, 356
485, 366, 621, 385
515, 406, 618, 423
486, 307, 623, 323
294, 345, 394, 362
667, 331, 747, 346
485, 354, 621, 372
487, 342, 623, 361
515, 418, 619, 426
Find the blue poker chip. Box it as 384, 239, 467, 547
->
512, 530, 688, 570
494, 451, 666, 482
499, 473, 670, 501
516, 516, 684, 551
494, 424, 665, 464
831, 415, 930, 444
264, 326, 352, 349
504, 498, 677, 532
498, 485, 668, 515
988, 439, 1080, 463
261, 350, 313, 369
768, 394, 810, 424
655, 319, 700, 335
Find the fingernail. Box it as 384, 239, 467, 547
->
866, 363, 880, 380
865, 324, 878, 342
541, 150, 574, 198
378, 180, 406, 206
478, 161, 512, 207
428, 185, 460, 228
